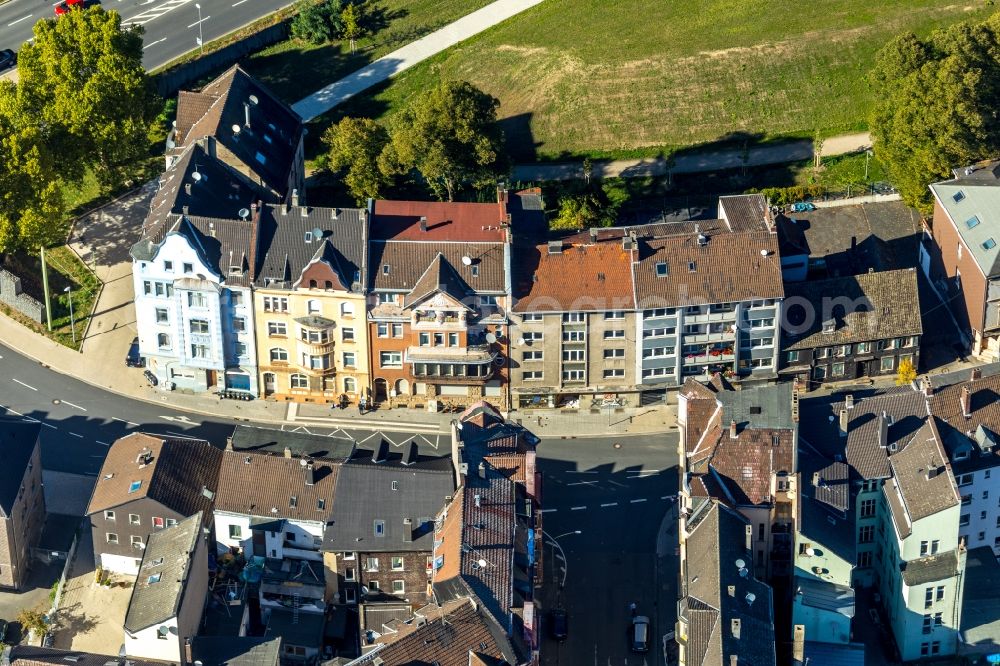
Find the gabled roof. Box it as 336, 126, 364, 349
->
707, 428, 795, 506
370, 241, 506, 293
372, 199, 507, 242
929, 374, 1000, 472
214, 450, 339, 522
403, 253, 473, 309
930, 161, 1000, 278
172, 65, 302, 196
323, 457, 455, 552
784, 268, 922, 350
86, 433, 222, 519
0, 417, 40, 517
888, 420, 958, 524
124, 513, 203, 633
717, 194, 771, 232
512, 240, 635, 312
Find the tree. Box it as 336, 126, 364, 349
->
868, 15, 1000, 213
14, 7, 157, 190
16, 607, 48, 638
379, 80, 506, 201
550, 193, 610, 231
323, 117, 390, 203
291, 0, 342, 45
896, 358, 918, 386
340, 2, 364, 53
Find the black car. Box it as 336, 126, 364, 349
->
125, 337, 144, 367
549, 608, 568, 641
0, 49, 15, 73
143, 369, 158, 386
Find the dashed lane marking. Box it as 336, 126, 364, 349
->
540, 509, 557, 513
69, 432, 84, 438
570, 506, 587, 511
62, 400, 87, 411
600, 502, 618, 507
97, 441, 110, 446
112, 417, 139, 427
12, 379, 37, 391
8, 14, 33, 26
630, 498, 647, 503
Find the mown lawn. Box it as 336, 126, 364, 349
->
327, 0, 994, 160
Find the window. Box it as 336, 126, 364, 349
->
182, 262, 193, 274
563, 330, 585, 342
104, 511, 115, 521
344, 566, 355, 581
856, 551, 872, 567
522, 351, 543, 361
960, 513, 970, 526
263, 297, 289, 313
291, 374, 309, 389
859, 526, 874, 543
931, 641, 941, 655
129, 514, 141, 525
342, 351, 356, 367
163, 260, 174, 272
289, 496, 298, 508
604, 348, 625, 359
190, 319, 210, 334
392, 580, 405, 594
523, 371, 543, 380
603, 368, 625, 378
563, 369, 585, 381
270, 348, 288, 362
984, 491, 990, 500
391, 324, 404, 337
374, 520, 385, 537
604, 329, 625, 339
832, 362, 845, 377
131, 535, 144, 549
787, 351, 800, 362
418, 332, 431, 347
157, 333, 170, 349
188, 292, 208, 308
953, 191, 966, 203
106, 533, 118, 544
342, 327, 355, 342
340, 302, 354, 317
377, 323, 389, 337
345, 587, 357, 604
380, 352, 402, 368
643, 346, 675, 358
920, 540, 929, 556
880, 356, 895, 372
152, 517, 164, 529
342, 552, 356, 560
479, 295, 498, 307
391, 557, 404, 571
605, 311, 625, 320
448, 332, 459, 346
149, 573, 162, 586
235, 342, 247, 357
191, 344, 210, 359
523, 331, 543, 342
957, 473, 974, 486
655, 262, 668, 277
343, 377, 357, 393
937, 585, 945, 602
155, 308, 168, 324
563, 349, 585, 362
961, 494, 972, 506
562, 312, 585, 323
860, 499, 876, 518
366, 557, 379, 571
377, 293, 395, 305
644, 308, 676, 318
231, 292, 243, 306
268, 322, 287, 336
814, 366, 827, 381
368, 580, 380, 592
925, 587, 934, 608
229, 525, 242, 539
433, 333, 444, 346
307, 299, 321, 315
644, 327, 675, 338
749, 318, 774, 328
922, 614, 932, 634
166, 519, 177, 527
984, 238, 997, 251
233, 317, 247, 334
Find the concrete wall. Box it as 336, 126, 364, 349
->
0, 269, 46, 323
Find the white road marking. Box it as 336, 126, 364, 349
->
630, 498, 648, 503
158, 414, 198, 424
12, 379, 37, 391
8, 14, 33, 26
608, 480, 629, 488
540, 508, 557, 513
112, 417, 139, 426
62, 400, 87, 411
69, 432, 84, 438
97, 441, 110, 446
570, 505, 587, 511
186, 14, 209, 28
600, 502, 618, 507
567, 480, 598, 486
143, 37, 167, 50
554, 552, 565, 561
661, 495, 677, 501
41, 422, 56, 430
566, 470, 598, 474
232, 0, 249, 6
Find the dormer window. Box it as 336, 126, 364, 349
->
822, 319, 836, 334
471, 265, 479, 277
655, 262, 668, 277
383, 264, 391, 275
229, 266, 241, 275
688, 261, 696, 272
953, 191, 965, 203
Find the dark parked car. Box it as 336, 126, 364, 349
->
630, 615, 650, 653
549, 608, 568, 641
0, 619, 7, 642
0, 49, 16, 72
125, 337, 144, 367
143, 369, 158, 387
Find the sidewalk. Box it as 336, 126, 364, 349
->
292, 0, 547, 120
512, 132, 873, 183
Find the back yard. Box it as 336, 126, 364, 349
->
325, 0, 993, 160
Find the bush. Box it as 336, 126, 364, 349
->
747, 184, 826, 206
290, 0, 343, 44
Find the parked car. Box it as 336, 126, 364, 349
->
54, 0, 84, 15
125, 337, 143, 367
630, 615, 650, 653
549, 608, 568, 641
0, 619, 8, 642
0, 49, 16, 73
143, 369, 158, 387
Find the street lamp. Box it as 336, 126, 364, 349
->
549, 530, 582, 540
543, 530, 581, 589
195, 3, 204, 55
864, 149, 873, 182
63, 285, 76, 345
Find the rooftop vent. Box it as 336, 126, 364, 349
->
745, 592, 756, 606
136, 449, 153, 466
548, 240, 563, 254
419, 216, 428, 232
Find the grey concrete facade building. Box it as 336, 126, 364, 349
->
0, 418, 46, 590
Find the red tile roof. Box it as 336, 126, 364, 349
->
513, 241, 635, 312
373, 200, 508, 242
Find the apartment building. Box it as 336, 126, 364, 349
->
878, 421, 965, 661
781, 268, 923, 385
86, 434, 222, 575
928, 161, 1000, 359
367, 199, 512, 409
253, 202, 369, 403
0, 418, 45, 590
510, 236, 638, 408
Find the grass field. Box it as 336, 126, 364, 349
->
328, 0, 993, 160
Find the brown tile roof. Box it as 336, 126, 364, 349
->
86, 433, 222, 519
8, 647, 163, 666
434, 490, 464, 582
844, 390, 929, 480
718, 194, 771, 232
632, 229, 783, 307
889, 420, 958, 522
214, 450, 339, 521
485, 454, 527, 482
174, 90, 217, 145
512, 240, 635, 312
370, 241, 506, 293
784, 268, 922, 350
930, 374, 1000, 432
372, 200, 508, 242
403, 253, 473, 308
706, 429, 795, 506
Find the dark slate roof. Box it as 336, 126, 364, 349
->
717, 194, 770, 232
795, 576, 854, 616
255, 204, 367, 292
124, 513, 203, 633
190, 637, 281, 666
715, 381, 794, 430
900, 549, 962, 586
369, 241, 506, 294
800, 449, 850, 514
323, 458, 455, 552
0, 417, 40, 516
229, 425, 355, 461
263, 608, 324, 648
683, 500, 775, 666
802, 641, 866, 666
215, 450, 339, 522
888, 421, 958, 523
784, 268, 922, 350
7, 647, 162, 666
173, 65, 302, 196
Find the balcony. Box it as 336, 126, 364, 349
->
685, 311, 737, 324
681, 331, 736, 344
413, 311, 467, 328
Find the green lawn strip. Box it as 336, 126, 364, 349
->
319, 0, 991, 161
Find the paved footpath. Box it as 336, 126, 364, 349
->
293, 0, 547, 121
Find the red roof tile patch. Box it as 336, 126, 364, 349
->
373, 200, 507, 242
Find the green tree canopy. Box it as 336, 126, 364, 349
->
322, 116, 390, 203
340, 2, 363, 52
379, 80, 507, 201
291, 0, 343, 45
868, 14, 1000, 213
550, 193, 612, 231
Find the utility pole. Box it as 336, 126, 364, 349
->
40, 246, 53, 331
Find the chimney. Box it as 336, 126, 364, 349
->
243, 102, 251, 128
844, 394, 854, 410
182, 205, 189, 216
419, 216, 428, 232
225, 438, 234, 451
745, 524, 752, 551
589, 227, 599, 242
838, 408, 849, 438
496, 183, 508, 205
961, 385, 971, 418
971, 367, 982, 381
878, 411, 890, 449
184, 183, 192, 196
812, 472, 821, 487
727, 585, 735, 597
792, 625, 806, 663
305, 460, 315, 486
283, 446, 292, 459
731, 618, 741, 639
729, 420, 738, 440
478, 462, 487, 479
291, 189, 300, 208
474, 494, 481, 508
403, 517, 413, 543
730, 657, 738, 666
547, 240, 563, 255
922, 375, 933, 397
373, 440, 389, 464
184, 638, 193, 664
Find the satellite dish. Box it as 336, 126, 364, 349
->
516, 337, 526, 347
760, 249, 770, 257
805, 547, 815, 557
477, 559, 488, 569
735, 559, 746, 569
238, 208, 250, 221
461, 256, 473, 266
248, 94, 259, 105
360, 585, 369, 595
312, 227, 323, 239
232, 124, 241, 134
191, 171, 202, 182
485, 333, 497, 344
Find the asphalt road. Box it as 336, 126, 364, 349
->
536, 435, 679, 666
0, 0, 292, 70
